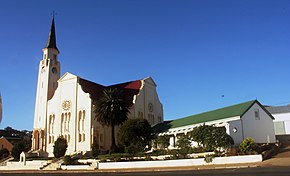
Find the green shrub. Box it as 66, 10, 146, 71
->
0, 148, 9, 159
63, 155, 74, 165
91, 138, 99, 158
125, 143, 140, 157
204, 155, 214, 163
154, 135, 170, 149
144, 155, 153, 161
53, 137, 68, 158
11, 142, 25, 159
239, 138, 255, 154
176, 135, 192, 159
150, 149, 168, 156
118, 118, 152, 156
169, 149, 179, 159
190, 147, 203, 153
225, 147, 239, 156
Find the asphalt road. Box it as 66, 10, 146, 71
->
1, 167, 290, 176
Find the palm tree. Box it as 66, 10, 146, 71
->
94, 88, 130, 152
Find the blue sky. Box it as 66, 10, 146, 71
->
0, 0, 290, 130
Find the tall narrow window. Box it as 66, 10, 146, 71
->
138, 111, 143, 118
255, 109, 260, 120
61, 113, 64, 133
78, 110, 86, 142
78, 111, 82, 142
61, 112, 71, 142
67, 112, 70, 132
158, 116, 162, 123
48, 114, 55, 144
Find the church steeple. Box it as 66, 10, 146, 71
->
33, 16, 61, 152
45, 16, 59, 52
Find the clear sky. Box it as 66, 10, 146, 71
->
0, 0, 290, 130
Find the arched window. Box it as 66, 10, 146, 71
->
61, 113, 64, 133
48, 114, 55, 144
61, 112, 71, 143
67, 112, 71, 132
78, 110, 86, 142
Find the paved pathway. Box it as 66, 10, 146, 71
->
259, 143, 290, 167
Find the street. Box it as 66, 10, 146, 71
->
1, 167, 290, 176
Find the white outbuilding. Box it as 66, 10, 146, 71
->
266, 105, 290, 135
154, 100, 276, 148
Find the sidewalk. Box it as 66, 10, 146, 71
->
1, 145, 290, 173
0, 162, 259, 174
259, 143, 290, 167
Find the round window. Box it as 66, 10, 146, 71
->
233, 127, 238, 133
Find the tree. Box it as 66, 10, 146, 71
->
118, 118, 152, 155
212, 127, 234, 151
189, 125, 234, 151
155, 135, 170, 149
4, 126, 13, 131
176, 134, 192, 158
94, 88, 131, 152
53, 136, 68, 158
189, 124, 208, 146
11, 141, 25, 159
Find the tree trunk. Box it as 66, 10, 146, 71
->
110, 124, 117, 152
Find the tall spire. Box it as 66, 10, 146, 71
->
45, 15, 59, 52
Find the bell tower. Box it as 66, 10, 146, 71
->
32, 16, 60, 151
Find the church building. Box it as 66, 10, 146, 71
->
31, 17, 163, 157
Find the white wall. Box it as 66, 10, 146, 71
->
242, 103, 276, 143
47, 73, 81, 156
75, 80, 92, 153
46, 82, 61, 156
228, 119, 244, 145
272, 112, 290, 134
133, 77, 163, 126
98, 155, 262, 169
46, 75, 164, 154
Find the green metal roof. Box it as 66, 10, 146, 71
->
153, 100, 257, 133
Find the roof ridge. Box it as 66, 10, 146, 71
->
170, 100, 257, 129
181, 100, 256, 119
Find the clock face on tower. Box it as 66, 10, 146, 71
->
52, 67, 57, 74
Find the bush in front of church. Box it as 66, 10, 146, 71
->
91, 138, 99, 157
0, 148, 10, 159
53, 137, 68, 158
11, 141, 25, 159
118, 118, 153, 156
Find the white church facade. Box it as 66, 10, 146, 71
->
31, 18, 163, 157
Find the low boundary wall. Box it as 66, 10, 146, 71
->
98, 155, 262, 169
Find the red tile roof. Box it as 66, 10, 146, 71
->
79, 78, 143, 106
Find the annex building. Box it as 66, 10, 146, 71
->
31, 18, 163, 157
266, 105, 290, 135
154, 100, 276, 148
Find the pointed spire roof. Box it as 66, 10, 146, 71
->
45, 16, 59, 52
